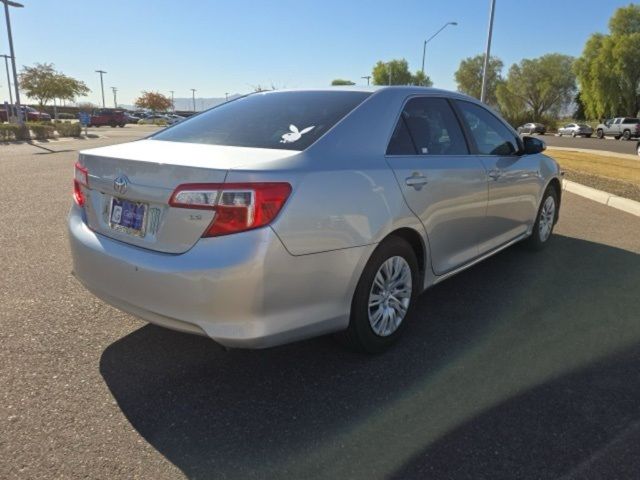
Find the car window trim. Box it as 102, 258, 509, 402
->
385, 94, 472, 158
452, 99, 523, 156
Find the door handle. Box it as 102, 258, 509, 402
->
405, 174, 428, 189
487, 168, 503, 180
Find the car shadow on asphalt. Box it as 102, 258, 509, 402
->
100, 235, 640, 480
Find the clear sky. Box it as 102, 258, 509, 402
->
0, 0, 634, 105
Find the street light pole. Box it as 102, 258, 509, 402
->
225, 92, 229, 101
190, 88, 196, 112
421, 21, 457, 85
2, 0, 24, 124
480, 0, 496, 103
95, 70, 106, 107
361, 75, 371, 86
0, 54, 13, 106
111, 87, 117, 108
169, 90, 174, 111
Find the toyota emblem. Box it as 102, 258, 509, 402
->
114, 175, 129, 194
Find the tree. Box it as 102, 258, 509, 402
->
77, 102, 96, 113
496, 54, 576, 124
331, 79, 355, 86
573, 92, 587, 120
575, 5, 640, 118
372, 59, 431, 86
134, 91, 172, 112
454, 54, 503, 106
19, 63, 90, 109
411, 70, 433, 87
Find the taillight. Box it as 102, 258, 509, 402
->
169, 182, 292, 237
73, 162, 88, 206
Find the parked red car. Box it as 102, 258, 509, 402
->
0, 105, 51, 122
89, 108, 127, 128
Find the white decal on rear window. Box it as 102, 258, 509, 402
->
280, 124, 315, 143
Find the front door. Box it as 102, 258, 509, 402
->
455, 100, 540, 254
385, 96, 488, 275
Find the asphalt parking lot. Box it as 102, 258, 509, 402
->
539, 133, 639, 156
1, 127, 640, 479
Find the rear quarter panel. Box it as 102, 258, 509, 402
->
227, 89, 427, 256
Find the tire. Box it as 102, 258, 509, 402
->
525, 187, 558, 251
614, 135, 621, 140
571, 132, 577, 138
558, 132, 562, 137
596, 129, 604, 139
622, 130, 631, 141
118, 123, 125, 128
586, 134, 592, 138
338, 236, 419, 353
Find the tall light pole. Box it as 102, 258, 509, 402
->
2, 0, 24, 124
225, 92, 229, 101
190, 88, 196, 112
421, 21, 457, 85
480, 0, 496, 103
361, 75, 371, 86
0, 54, 13, 106
95, 70, 107, 107
169, 90, 174, 111
111, 86, 117, 108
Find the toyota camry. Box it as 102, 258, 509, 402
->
69, 87, 561, 353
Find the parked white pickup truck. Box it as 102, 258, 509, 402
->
595, 117, 640, 140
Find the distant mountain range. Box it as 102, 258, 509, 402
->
120, 94, 243, 112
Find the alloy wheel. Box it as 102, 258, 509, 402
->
368, 256, 412, 337
538, 196, 556, 242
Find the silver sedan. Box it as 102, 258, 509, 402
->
558, 123, 593, 138
69, 87, 562, 353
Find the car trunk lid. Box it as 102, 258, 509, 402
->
78, 139, 296, 253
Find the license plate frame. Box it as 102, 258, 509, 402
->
108, 197, 148, 237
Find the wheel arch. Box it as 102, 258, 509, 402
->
382, 227, 428, 286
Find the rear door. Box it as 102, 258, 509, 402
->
385, 96, 488, 275
454, 100, 540, 253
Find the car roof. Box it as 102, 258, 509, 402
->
254, 85, 475, 100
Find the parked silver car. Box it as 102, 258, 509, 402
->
69, 87, 562, 352
517, 122, 547, 135
557, 123, 593, 137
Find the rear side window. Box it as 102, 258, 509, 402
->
623, 118, 639, 124
152, 90, 371, 151
387, 97, 468, 155
456, 101, 519, 155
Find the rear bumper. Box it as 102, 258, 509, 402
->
68, 205, 372, 348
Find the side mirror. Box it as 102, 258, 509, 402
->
523, 135, 546, 155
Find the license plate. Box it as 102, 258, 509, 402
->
109, 197, 148, 236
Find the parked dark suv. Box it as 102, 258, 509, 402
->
89, 109, 126, 128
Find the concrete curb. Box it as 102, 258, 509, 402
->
562, 179, 640, 217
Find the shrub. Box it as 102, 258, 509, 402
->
0, 123, 30, 141
26, 122, 55, 140
54, 121, 82, 137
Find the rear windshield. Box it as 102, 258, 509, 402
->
152, 90, 371, 151
623, 118, 640, 124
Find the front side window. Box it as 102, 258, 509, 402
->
152, 90, 371, 151
386, 97, 468, 155
456, 101, 519, 156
